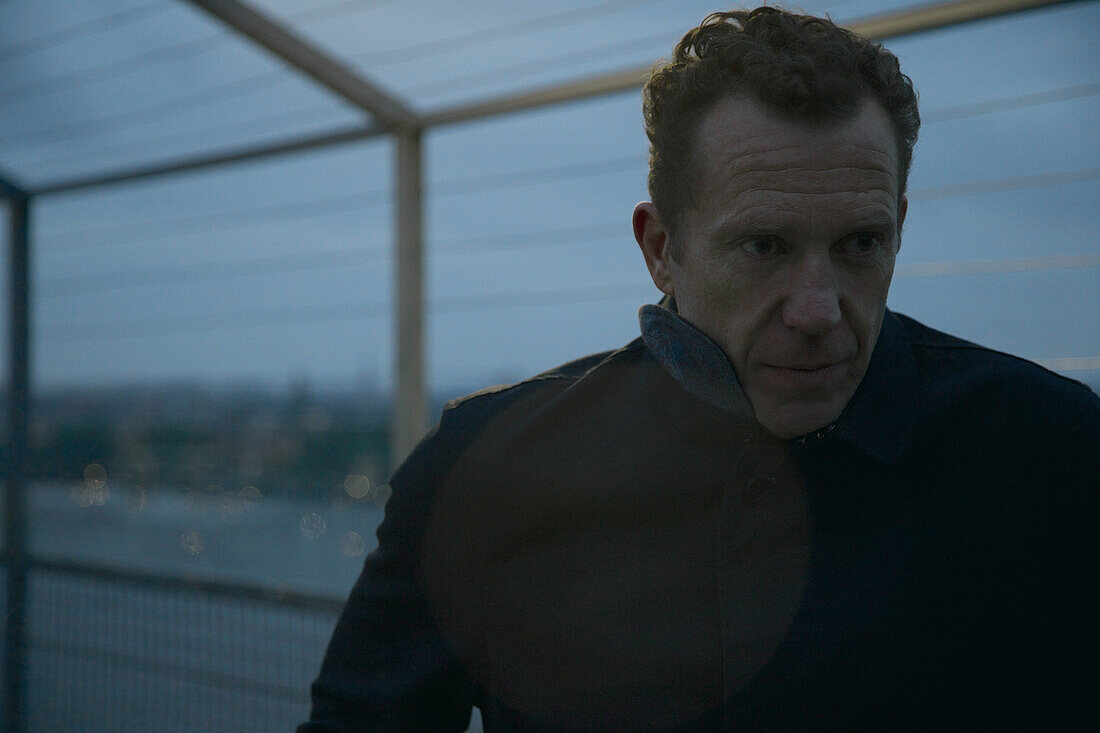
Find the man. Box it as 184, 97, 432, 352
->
303, 7, 1097, 731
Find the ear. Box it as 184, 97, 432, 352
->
633, 202, 676, 297
896, 194, 908, 253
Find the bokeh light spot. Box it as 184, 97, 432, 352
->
300, 512, 326, 540
239, 485, 262, 503
339, 531, 367, 557
123, 487, 146, 516
344, 474, 371, 499
84, 463, 107, 489
74, 483, 109, 507
373, 484, 392, 508
221, 494, 244, 516
180, 530, 204, 555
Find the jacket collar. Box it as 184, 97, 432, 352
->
639, 300, 917, 463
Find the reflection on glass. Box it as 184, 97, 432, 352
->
239, 485, 263, 503
344, 473, 371, 499
300, 512, 326, 539
339, 531, 366, 557
180, 529, 204, 555
373, 484, 392, 509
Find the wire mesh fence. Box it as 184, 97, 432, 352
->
2, 558, 342, 732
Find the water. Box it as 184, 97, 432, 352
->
6, 482, 484, 732
27, 481, 385, 597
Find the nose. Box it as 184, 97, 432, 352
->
782, 255, 842, 336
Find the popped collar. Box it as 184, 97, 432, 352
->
639, 298, 918, 463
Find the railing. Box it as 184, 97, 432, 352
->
0, 556, 342, 732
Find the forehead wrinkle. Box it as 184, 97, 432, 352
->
701, 172, 898, 206
712, 157, 897, 183
702, 141, 898, 185
707, 194, 897, 238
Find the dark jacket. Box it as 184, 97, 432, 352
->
302, 309, 1099, 732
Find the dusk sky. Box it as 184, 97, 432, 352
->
2, 0, 1097, 401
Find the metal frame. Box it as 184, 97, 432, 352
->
3, 179, 30, 733
0, 2, 1088, 727
185, 0, 428, 464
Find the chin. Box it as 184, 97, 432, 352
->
755, 401, 845, 440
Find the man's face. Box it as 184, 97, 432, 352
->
636, 95, 906, 439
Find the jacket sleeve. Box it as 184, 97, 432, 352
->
299, 416, 476, 732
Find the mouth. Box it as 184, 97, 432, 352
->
765, 359, 850, 386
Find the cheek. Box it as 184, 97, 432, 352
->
841, 266, 892, 311
694, 275, 754, 335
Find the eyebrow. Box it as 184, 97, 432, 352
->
707, 207, 899, 242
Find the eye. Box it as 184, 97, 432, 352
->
739, 237, 783, 258
839, 233, 884, 256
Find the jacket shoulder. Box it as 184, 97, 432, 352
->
440, 338, 645, 423
893, 312, 1098, 426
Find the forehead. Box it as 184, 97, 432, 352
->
690, 95, 900, 209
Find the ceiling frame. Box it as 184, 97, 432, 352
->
187, 0, 417, 129
8, 0, 1086, 197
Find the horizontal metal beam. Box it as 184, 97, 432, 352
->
31, 123, 384, 196
186, 0, 417, 129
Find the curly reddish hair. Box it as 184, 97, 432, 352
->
644, 6, 920, 252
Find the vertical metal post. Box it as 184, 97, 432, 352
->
4, 193, 30, 733
392, 127, 426, 469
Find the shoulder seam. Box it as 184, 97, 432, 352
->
908, 336, 1093, 391
445, 340, 644, 412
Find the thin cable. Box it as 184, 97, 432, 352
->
1034, 356, 1100, 372
0, 0, 660, 141
0, 1, 167, 61
39, 155, 1096, 253
0, 31, 230, 105
350, 0, 667, 68
431, 153, 644, 196
895, 252, 1100, 277
21, 105, 359, 176
40, 154, 644, 251
286, 0, 403, 26
907, 168, 1100, 201
40, 187, 389, 253
434, 222, 625, 256
39, 245, 388, 297
9, 69, 1098, 157
39, 223, 628, 297
405, 29, 674, 100
39, 240, 1100, 300
38, 270, 1100, 348
0, 68, 292, 148
0, 0, 398, 104
10, 76, 1098, 175
433, 282, 648, 314
42, 299, 388, 342
921, 81, 1100, 123
40, 282, 652, 343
